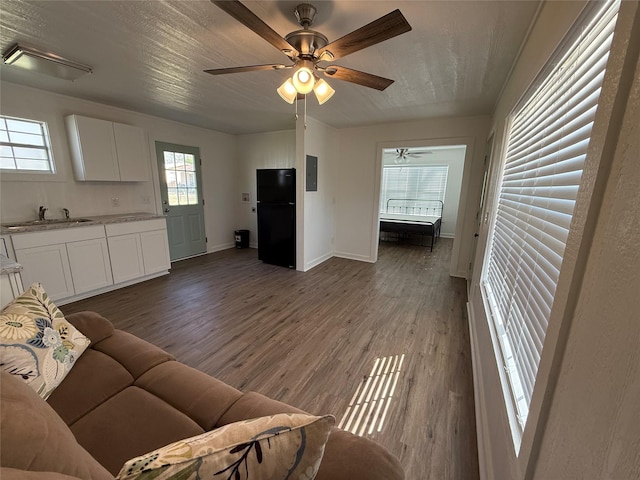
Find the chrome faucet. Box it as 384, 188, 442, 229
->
63, 208, 70, 220
38, 206, 47, 221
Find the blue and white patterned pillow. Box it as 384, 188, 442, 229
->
116, 413, 334, 480
0, 283, 90, 399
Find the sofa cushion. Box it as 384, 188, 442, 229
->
0, 370, 113, 480
219, 391, 405, 480
135, 360, 243, 431
70, 386, 205, 475
115, 413, 334, 480
0, 283, 90, 399
91, 330, 174, 380
65, 311, 115, 345
47, 349, 134, 426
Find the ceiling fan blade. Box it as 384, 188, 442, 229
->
323, 66, 394, 91
204, 64, 289, 75
211, 1, 299, 58
317, 9, 411, 61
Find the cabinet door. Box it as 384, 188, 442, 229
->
66, 115, 120, 181
140, 229, 171, 274
66, 238, 113, 294
15, 244, 74, 301
113, 123, 149, 181
107, 234, 145, 283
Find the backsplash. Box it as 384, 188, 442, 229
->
1, 178, 156, 224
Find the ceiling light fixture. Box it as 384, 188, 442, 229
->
277, 78, 298, 104
312, 78, 335, 105
2, 44, 92, 81
276, 61, 335, 106
291, 60, 315, 94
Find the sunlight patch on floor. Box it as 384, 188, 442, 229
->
338, 354, 405, 436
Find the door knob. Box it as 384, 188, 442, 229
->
164, 208, 170, 213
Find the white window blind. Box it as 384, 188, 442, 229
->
0, 116, 55, 172
482, 0, 619, 434
380, 165, 448, 213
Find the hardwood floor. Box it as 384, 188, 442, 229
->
63, 239, 479, 480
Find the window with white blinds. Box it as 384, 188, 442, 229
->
482, 0, 619, 435
379, 165, 448, 213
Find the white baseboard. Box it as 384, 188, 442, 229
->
207, 242, 235, 253
467, 301, 494, 480
333, 251, 375, 263
304, 252, 333, 271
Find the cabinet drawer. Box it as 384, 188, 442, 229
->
105, 218, 166, 236
12, 225, 106, 250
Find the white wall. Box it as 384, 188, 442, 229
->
0, 83, 237, 253
333, 117, 490, 277
235, 129, 295, 248
382, 146, 466, 238
301, 116, 337, 271
467, 1, 640, 479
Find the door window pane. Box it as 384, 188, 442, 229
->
162, 149, 199, 206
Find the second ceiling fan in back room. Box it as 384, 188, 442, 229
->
204, 1, 412, 105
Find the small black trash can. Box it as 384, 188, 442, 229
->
234, 229, 249, 248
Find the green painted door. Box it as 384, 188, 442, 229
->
155, 141, 206, 261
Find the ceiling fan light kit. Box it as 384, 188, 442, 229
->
291, 59, 315, 94
207, 1, 412, 106
277, 78, 298, 104
313, 78, 335, 105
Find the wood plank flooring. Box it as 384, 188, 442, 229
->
62, 239, 479, 480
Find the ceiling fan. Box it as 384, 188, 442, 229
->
395, 148, 433, 164
204, 1, 412, 104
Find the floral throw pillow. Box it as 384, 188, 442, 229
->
0, 283, 90, 399
116, 413, 335, 480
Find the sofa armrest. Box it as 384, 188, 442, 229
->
218, 391, 404, 480
65, 311, 114, 345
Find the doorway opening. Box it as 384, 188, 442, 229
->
375, 143, 467, 272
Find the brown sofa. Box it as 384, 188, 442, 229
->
1, 311, 404, 480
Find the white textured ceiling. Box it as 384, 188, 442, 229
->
0, 1, 541, 135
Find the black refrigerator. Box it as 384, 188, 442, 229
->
257, 168, 296, 268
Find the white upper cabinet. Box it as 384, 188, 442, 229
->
65, 114, 149, 182
112, 122, 148, 181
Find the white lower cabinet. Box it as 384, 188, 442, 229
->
106, 219, 170, 284
108, 233, 145, 283
66, 238, 113, 294
15, 244, 75, 301
12, 226, 111, 302
140, 229, 171, 274
10, 219, 169, 304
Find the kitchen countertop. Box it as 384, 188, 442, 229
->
1, 212, 166, 235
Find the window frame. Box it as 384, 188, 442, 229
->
479, 0, 620, 452
0, 115, 56, 174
